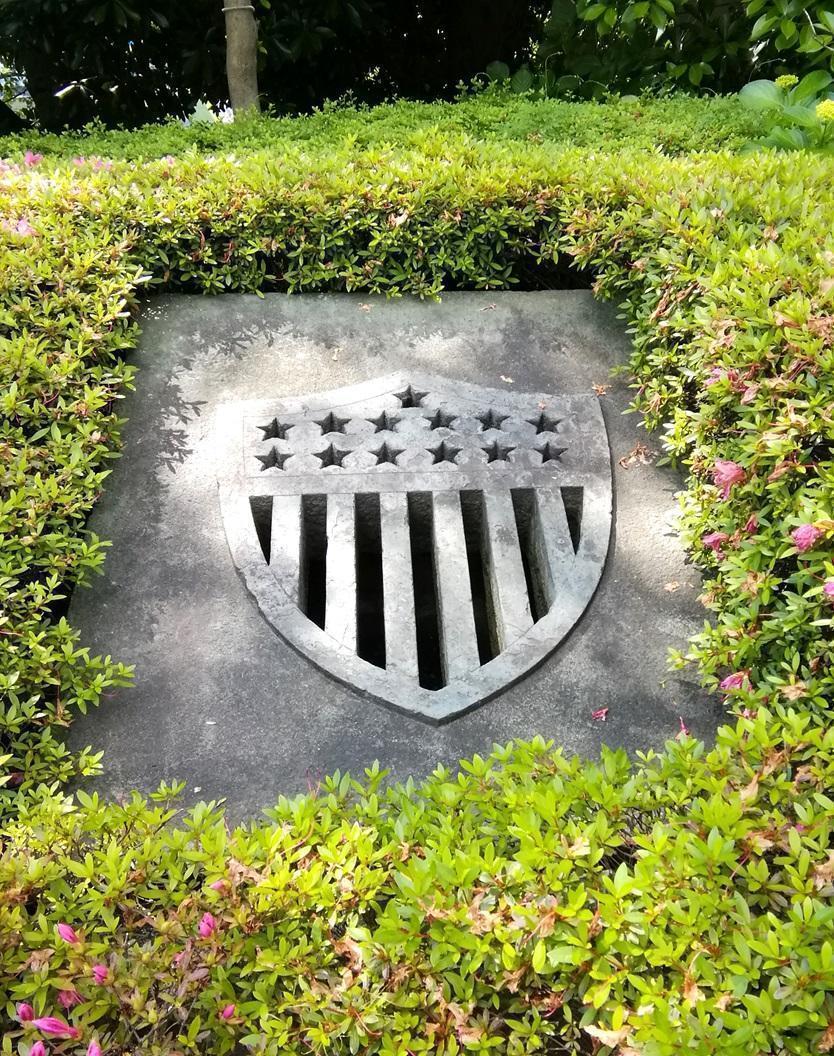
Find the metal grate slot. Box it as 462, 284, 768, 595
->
355, 493, 386, 669
561, 486, 583, 554
460, 491, 499, 665
407, 492, 445, 690
300, 494, 327, 629
511, 488, 552, 623
250, 495, 273, 563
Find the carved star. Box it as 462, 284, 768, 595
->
483, 438, 516, 463
478, 408, 509, 431
429, 407, 457, 430
395, 384, 429, 408
256, 447, 291, 471
314, 411, 350, 435
538, 440, 567, 464
430, 440, 462, 465
314, 442, 349, 468
527, 410, 561, 434
372, 441, 404, 465
368, 409, 401, 433
259, 417, 294, 440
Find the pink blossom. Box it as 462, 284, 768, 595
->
741, 708, 757, 719
792, 523, 822, 552
713, 459, 745, 499
744, 513, 758, 533
591, 707, 608, 722
87, 1041, 103, 1056
91, 157, 113, 171
209, 879, 227, 892
824, 580, 834, 599
17, 1001, 35, 1022
92, 963, 109, 984
3, 216, 36, 237
56, 923, 80, 944
720, 671, 747, 691
198, 912, 217, 938
704, 367, 725, 387
677, 717, 690, 737
58, 989, 83, 1010
32, 1017, 81, 1039
31, 1044, 47, 1056
220, 1003, 236, 1020
702, 531, 729, 558
24, 150, 43, 167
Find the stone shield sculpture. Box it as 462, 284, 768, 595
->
216, 373, 611, 723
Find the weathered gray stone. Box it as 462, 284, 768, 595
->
217, 372, 611, 721
65, 291, 723, 818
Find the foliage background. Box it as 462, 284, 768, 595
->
2, 0, 834, 128
1, 96, 834, 1054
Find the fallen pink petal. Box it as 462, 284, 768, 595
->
678, 717, 690, 736
591, 707, 608, 721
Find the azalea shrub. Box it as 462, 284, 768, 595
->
1, 98, 834, 1055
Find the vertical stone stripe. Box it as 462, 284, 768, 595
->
269, 494, 302, 605
482, 490, 534, 650
325, 493, 357, 653
431, 491, 481, 682
379, 492, 419, 680
534, 488, 577, 609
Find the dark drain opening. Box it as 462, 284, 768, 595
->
250, 495, 273, 563
511, 488, 550, 623
407, 492, 445, 690
460, 490, 499, 665
561, 486, 583, 553
301, 493, 327, 629
355, 493, 386, 668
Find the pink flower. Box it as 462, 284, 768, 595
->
17, 1001, 35, 1021
87, 1041, 103, 1056
58, 989, 83, 1010
720, 671, 747, 691
32, 1017, 81, 1039
72, 157, 86, 166
31, 1044, 47, 1056
824, 580, 834, 599
704, 367, 725, 387
744, 513, 758, 533
713, 459, 745, 499
91, 157, 113, 171
24, 150, 43, 167
56, 923, 80, 944
209, 879, 226, 892
677, 717, 690, 737
198, 912, 217, 938
591, 707, 608, 721
792, 524, 822, 552
92, 963, 109, 984
702, 531, 729, 558
220, 1003, 236, 1020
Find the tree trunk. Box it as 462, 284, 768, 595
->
223, 0, 260, 113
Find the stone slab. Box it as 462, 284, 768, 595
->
66, 291, 722, 819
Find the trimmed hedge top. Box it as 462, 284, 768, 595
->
1, 98, 834, 1055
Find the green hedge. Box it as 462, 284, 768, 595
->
0, 92, 756, 159
2, 99, 834, 1055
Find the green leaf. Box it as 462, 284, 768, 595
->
739, 79, 783, 110
793, 69, 834, 103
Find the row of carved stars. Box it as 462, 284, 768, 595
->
259, 405, 562, 440
257, 437, 567, 470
